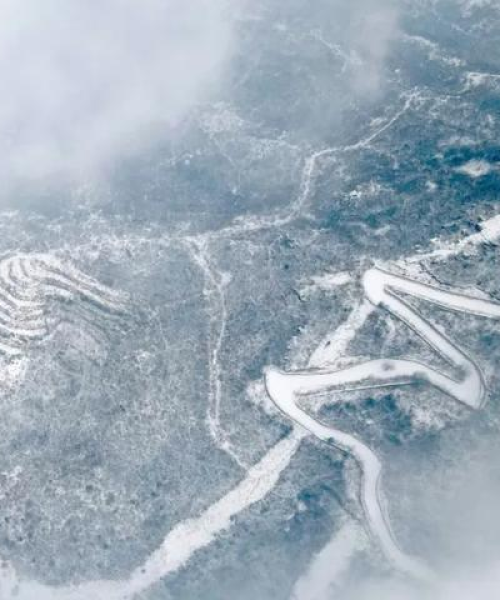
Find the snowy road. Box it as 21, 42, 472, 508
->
265, 266, 500, 581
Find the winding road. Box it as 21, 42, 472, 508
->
265, 266, 500, 581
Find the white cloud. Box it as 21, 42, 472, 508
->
0, 0, 235, 186
347, 0, 400, 95
345, 563, 500, 600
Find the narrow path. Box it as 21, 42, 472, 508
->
184, 238, 247, 469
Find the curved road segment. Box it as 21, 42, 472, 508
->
265, 266, 500, 581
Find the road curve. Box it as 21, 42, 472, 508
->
265, 266, 500, 581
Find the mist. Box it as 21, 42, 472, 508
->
345, 0, 400, 95
0, 0, 235, 187
0, 0, 401, 195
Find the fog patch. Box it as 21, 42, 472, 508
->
0, 0, 236, 187
347, 0, 400, 95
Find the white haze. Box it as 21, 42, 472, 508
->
0, 0, 235, 186
344, 565, 500, 600
347, 0, 400, 94
0, 0, 401, 190
341, 432, 500, 600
